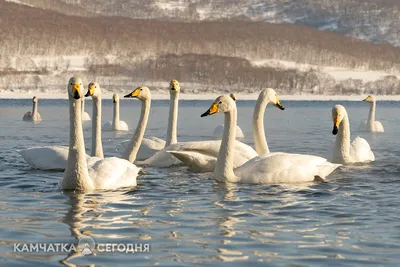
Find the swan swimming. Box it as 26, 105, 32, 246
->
200, 95, 340, 183
119, 79, 180, 160
360, 95, 384, 132
332, 104, 375, 164
103, 94, 129, 131
168, 88, 285, 171
61, 77, 140, 191
213, 93, 244, 139
81, 97, 91, 121
23, 96, 42, 122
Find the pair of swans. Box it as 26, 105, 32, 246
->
360, 95, 384, 132
199, 95, 341, 183
23, 96, 42, 122
103, 94, 129, 131
61, 77, 140, 191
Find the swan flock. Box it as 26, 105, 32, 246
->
18, 77, 382, 191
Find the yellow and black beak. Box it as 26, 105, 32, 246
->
273, 95, 285, 110
113, 95, 117, 103
332, 116, 340, 135
201, 102, 219, 117
124, 88, 141, 98
85, 83, 95, 97
363, 96, 371, 102
72, 84, 81, 100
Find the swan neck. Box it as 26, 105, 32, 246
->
166, 92, 179, 146
62, 97, 92, 191
113, 101, 120, 129
334, 115, 351, 163
32, 101, 38, 120
91, 97, 104, 158
368, 100, 376, 123
122, 98, 150, 163
214, 107, 238, 183
252, 96, 269, 155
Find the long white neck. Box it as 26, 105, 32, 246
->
166, 92, 179, 146
62, 97, 93, 191
91, 97, 104, 158
214, 107, 240, 183
368, 100, 376, 124
122, 98, 150, 163
252, 96, 270, 155
333, 115, 352, 163
32, 101, 38, 120
113, 100, 120, 130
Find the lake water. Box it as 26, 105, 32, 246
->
0, 98, 399, 266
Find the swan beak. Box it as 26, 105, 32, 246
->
113, 96, 117, 103
274, 96, 285, 110
363, 96, 371, 102
201, 103, 218, 117
332, 116, 340, 135
85, 83, 95, 97
124, 88, 140, 98
72, 84, 81, 99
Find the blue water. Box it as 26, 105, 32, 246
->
0, 99, 399, 266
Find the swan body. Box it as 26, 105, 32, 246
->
200, 95, 340, 184
81, 97, 91, 121
23, 96, 42, 122
120, 80, 180, 159
103, 94, 129, 131
168, 88, 285, 172
332, 104, 375, 164
61, 77, 139, 191
360, 95, 384, 132
18, 145, 72, 170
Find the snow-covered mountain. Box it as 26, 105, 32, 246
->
15, 0, 400, 47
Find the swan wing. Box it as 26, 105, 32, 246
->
235, 152, 340, 184
119, 137, 166, 160
22, 111, 32, 121
18, 146, 70, 170
88, 157, 139, 189
213, 125, 244, 139
374, 121, 384, 132
118, 121, 129, 131
102, 121, 112, 131
350, 137, 375, 163
82, 112, 91, 121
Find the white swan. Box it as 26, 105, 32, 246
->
81, 97, 91, 121
23, 96, 42, 122
200, 95, 340, 184
61, 77, 139, 191
120, 79, 180, 160
103, 94, 129, 131
332, 104, 375, 164
167, 88, 285, 172
360, 95, 384, 132
213, 93, 244, 139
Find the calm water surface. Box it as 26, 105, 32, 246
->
0, 99, 399, 266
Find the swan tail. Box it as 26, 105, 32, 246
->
315, 162, 341, 179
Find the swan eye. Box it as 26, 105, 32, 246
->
219, 101, 222, 104
70, 83, 73, 85
140, 89, 143, 91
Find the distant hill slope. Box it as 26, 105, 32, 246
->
11, 0, 400, 47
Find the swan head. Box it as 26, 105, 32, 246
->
363, 95, 375, 102
230, 93, 237, 101
170, 80, 180, 94
260, 88, 285, 110
67, 77, 84, 100
85, 82, 101, 98
113, 94, 119, 103
32, 96, 38, 103
332, 104, 347, 135
124, 86, 151, 101
201, 95, 235, 117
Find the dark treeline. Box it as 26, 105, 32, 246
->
1, 1, 400, 71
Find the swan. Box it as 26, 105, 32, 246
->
61, 77, 140, 191
120, 79, 180, 160
360, 95, 384, 132
213, 93, 244, 139
103, 94, 129, 131
81, 97, 91, 121
84, 82, 104, 158
167, 88, 285, 172
332, 104, 375, 164
200, 95, 340, 184
23, 96, 42, 122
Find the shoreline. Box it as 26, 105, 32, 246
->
0, 92, 400, 101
